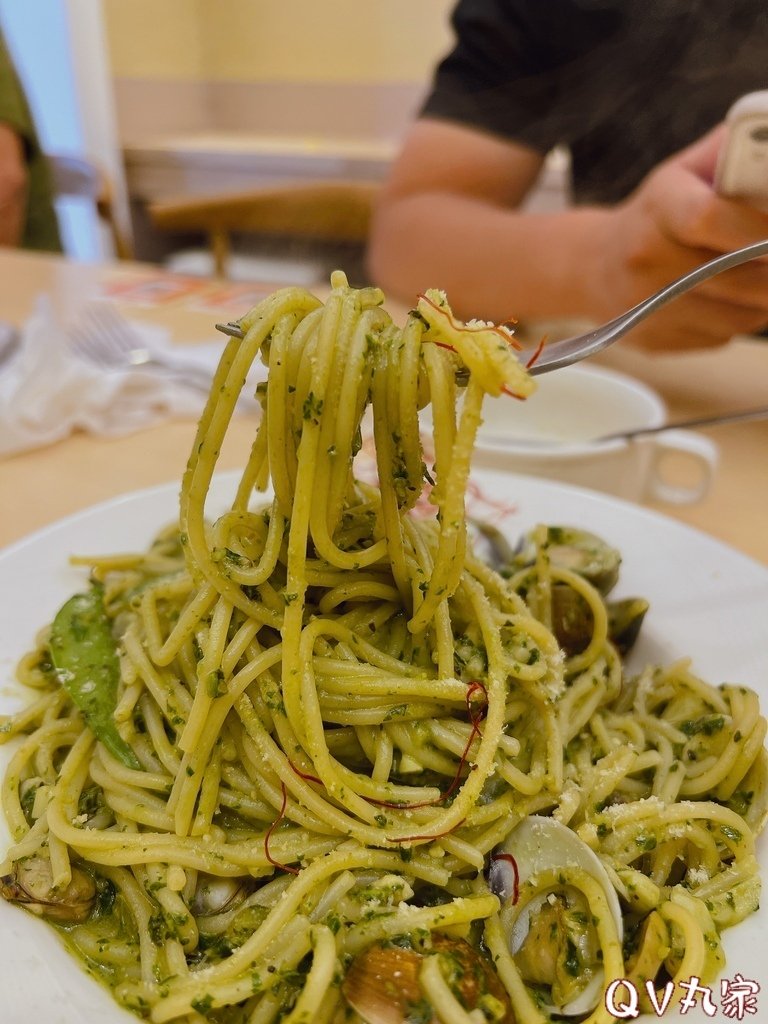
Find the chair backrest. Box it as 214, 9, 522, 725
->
47, 153, 134, 260
148, 181, 378, 277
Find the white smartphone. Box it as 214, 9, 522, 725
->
715, 90, 768, 209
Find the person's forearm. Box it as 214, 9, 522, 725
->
370, 122, 768, 351
368, 190, 615, 324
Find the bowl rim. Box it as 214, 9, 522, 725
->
473, 363, 666, 457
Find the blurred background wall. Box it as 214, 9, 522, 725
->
100, 0, 457, 275
104, 0, 454, 143
0, 0, 455, 266
0, 1, 564, 276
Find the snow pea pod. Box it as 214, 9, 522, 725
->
49, 588, 141, 770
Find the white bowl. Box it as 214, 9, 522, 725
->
427, 364, 718, 505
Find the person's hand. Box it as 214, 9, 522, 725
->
0, 122, 27, 247
590, 126, 768, 350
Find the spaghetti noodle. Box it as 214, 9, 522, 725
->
1, 272, 765, 1024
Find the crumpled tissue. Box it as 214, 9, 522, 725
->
0, 298, 259, 458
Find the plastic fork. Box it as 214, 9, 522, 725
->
215, 239, 768, 375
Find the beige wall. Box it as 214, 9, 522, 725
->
105, 0, 453, 83
201, 1, 454, 83
103, 0, 455, 143
103, 0, 208, 80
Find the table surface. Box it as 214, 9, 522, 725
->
1, 248, 767, 566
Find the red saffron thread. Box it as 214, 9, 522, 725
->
491, 852, 520, 904
366, 681, 488, 812
416, 293, 522, 351
464, 479, 518, 519
525, 335, 547, 369
288, 759, 322, 785
264, 782, 300, 876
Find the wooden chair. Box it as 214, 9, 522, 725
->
47, 154, 134, 260
147, 181, 378, 278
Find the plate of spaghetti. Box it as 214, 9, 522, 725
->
0, 273, 766, 1024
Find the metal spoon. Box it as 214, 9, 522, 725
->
597, 405, 768, 442
483, 405, 768, 449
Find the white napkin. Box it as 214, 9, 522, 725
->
0, 298, 261, 459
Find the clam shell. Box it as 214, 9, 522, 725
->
492, 815, 623, 1017
341, 934, 514, 1024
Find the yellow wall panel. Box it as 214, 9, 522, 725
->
102, 0, 207, 79
103, 0, 454, 84
201, 0, 454, 82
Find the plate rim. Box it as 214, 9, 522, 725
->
3, 467, 766, 577
0, 467, 766, 1022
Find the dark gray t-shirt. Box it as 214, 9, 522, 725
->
422, 0, 768, 203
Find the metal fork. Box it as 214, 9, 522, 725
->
215, 239, 768, 375
68, 304, 215, 394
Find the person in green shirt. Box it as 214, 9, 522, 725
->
0, 26, 61, 252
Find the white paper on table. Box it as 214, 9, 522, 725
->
0, 297, 263, 459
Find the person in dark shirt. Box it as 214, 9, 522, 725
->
0, 26, 61, 252
367, 0, 768, 350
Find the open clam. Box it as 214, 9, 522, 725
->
342, 933, 514, 1024
0, 856, 96, 923
474, 524, 648, 654
489, 816, 623, 1017
511, 526, 622, 595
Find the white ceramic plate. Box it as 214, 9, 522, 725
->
0, 469, 766, 1023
